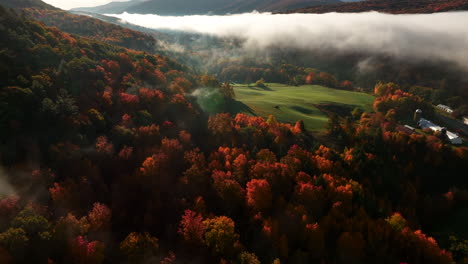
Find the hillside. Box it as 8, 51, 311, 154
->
74, 0, 342, 15
284, 0, 468, 14
0, 0, 158, 52
23, 8, 158, 52
71, 0, 147, 14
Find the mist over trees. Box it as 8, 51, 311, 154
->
107, 11, 468, 112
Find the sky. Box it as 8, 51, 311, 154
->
109, 11, 468, 71
42, 0, 130, 10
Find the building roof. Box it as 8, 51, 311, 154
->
418, 118, 462, 144
436, 104, 454, 113
446, 131, 460, 141
418, 118, 442, 131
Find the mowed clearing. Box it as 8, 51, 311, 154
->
233, 83, 375, 132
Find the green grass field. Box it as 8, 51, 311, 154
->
232, 83, 375, 132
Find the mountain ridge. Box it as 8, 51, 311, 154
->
282, 0, 468, 14
71, 0, 146, 14
73, 0, 342, 15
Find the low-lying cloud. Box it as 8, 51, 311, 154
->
108, 11, 468, 71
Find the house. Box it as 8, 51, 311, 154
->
446, 131, 463, 145
436, 104, 454, 114
418, 118, 463, 145
418, 118, 441, 131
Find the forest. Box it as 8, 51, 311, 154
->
0, 1, 468, 264
17, 8, 158, 53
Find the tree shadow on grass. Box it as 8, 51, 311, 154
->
290, 105, 315, 115
226, 99, 256, 116
314, 102, 357, 117
246, 85, 273, 91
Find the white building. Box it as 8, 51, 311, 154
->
464, 117, 468, 125
436, 104, 454, 114
418, 118, 463, 145
446, 131, 463, 145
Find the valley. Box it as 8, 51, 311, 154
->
233, 83, 374, 132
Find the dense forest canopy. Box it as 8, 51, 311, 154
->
0, 1, 468, 264
0, 0, 159, 53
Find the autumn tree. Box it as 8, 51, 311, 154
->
119, 232, 159, 263
178, 210, 205, 244
208, 113, 235, 140
246, 179, 272, 212
239, 251, 260, 264
256, 149, 277, 163
221, 82, 235, 99
87, 203, 111, 232
327, 113, 344, 139
203, 216, 239, 257
295, 182, 325, 216
0, 228, 28, 262
69, 236, 105, 264
385, 212, 407, 232
95, 136, 114, 155
212, 170, 245, 212
255, 78, 267, 88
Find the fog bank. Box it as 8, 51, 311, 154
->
108, 11, 468, 70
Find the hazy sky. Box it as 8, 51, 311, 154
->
43, 0, 130, 10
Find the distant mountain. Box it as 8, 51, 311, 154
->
283, 0, 468, 14
74, 0, 342, 15
71, 0, 146, 14
216, 0, 344, 14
